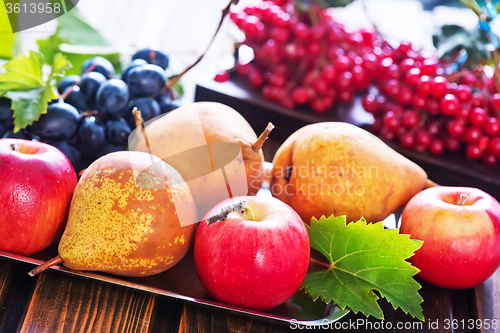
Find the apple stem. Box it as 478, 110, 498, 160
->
10, 143, 19, 152
458, 194, 469, 206
241, 206, 255, 221
252, 123, 275, 152
206, 200, 247, 225
28, 256, 63, 277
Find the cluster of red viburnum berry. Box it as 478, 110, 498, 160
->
227, 0, 500, 168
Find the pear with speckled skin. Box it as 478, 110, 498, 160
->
270, 122, 428, 224
29, 151, 197, 277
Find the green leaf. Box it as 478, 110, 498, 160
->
0, 51, 70, 131
0, 51, 45, 95
302, 215, 424, 321
8, 87, 56, 132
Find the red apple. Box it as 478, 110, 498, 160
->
400, 186, 500, 289
194, 196, 310, 311
0, 139, 77, 256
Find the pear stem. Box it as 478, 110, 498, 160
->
458, 194, 469, 206
424, 179, 440, 188
28, 256, 63, 277
252, 122, 275, 152
10, 143, 19, 152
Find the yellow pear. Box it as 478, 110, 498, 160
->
270, 122, 428, 223
130, 102, 272, 220
29, 151, 197, 277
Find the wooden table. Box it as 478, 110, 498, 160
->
1, 254, 499, 332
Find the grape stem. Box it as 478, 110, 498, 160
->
28, 256, 63, 277
166, 0, 239, 90
252, 122, 275, 151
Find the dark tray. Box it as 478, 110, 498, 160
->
194, 75, 500, 200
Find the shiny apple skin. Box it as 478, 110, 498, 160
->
400, 186, 500, 289
194, 196, 310, 311
0, 139, 77, 255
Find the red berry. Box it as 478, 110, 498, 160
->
293, 23, 309, 41
429, 139, 445, 155
412, 94, 426, 110
454, 85, 472, 103
270, 27, 290, 43
402, 110, 419, 128
337, 89, 354, 104
446, 136, 462, 151
310, 24, 326, 41
416, 75, 432, 97
334, 55, 353, 72
352, 65, 369, 90
321, 65, 337, 83
335, 71, 353, 91
312, 78, 328, 95
456, 103, 471, 119
399, 132, 415, 149
385, 79, 401, 98
405, 68, 421, 86
466, 143, 483, 160
214, 71, 230, 83
447, 119, 465, 138
485, 117, 500, 136
464, 126, 483, 143
416, 130, 431, 148
493, 93, 500, 111
482, 154, 498, 167
398, 86, 413, 106
310, 98, 327, 114
269, 72, 287, 87
488, 137, 500, 156
236, 62, 251, 77
383, 111, 400, 132
470, 93, 485, 108
362, 94, 378, 113
362, 53, 379, 74
399, 58, 415, 73
469, 107, 488, 127
420, 58, 438, 76
426, 98, 440, 115
307, 41, 321, 56
292, 87, 309, 105
440, 94, 460, 116
431, 76, 449, 98
248, 68, 264, 89
380, 126, 395, 141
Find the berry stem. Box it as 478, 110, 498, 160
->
28, 256, 63, 277
458, 193, 469, 206
166, 0, 237, 89
252, 122, 275, 151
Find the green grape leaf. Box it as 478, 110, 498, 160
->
302, 215, 424, 321
0, 50, 45, 94
0, 51, 71, 131
8, 87, 56, 132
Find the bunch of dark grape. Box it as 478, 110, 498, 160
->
360, 42, 500, 168
0, 48, 182, 173
229, 0, 382, 113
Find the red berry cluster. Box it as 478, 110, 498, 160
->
362, 44, 500, 168
229, 1, 381, 113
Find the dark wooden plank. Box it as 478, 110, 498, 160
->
148, 296, 184, 333
0, 260, 38, 332
19, 270, 155, 333
473, 267, 500, 333
177, 303, 296, 333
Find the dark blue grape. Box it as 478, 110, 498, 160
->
57, 75, 80, 95
132, 48, 169, 70
80, 72, 106, 109
121, 59, 148, 83
3, 129, 31, 140
95, 79, 129, 115
93, 143, 125, 160
106, 118, 131, 146
0, 98, 14, 128
127, 64, 166, 98
81, 56, 115, 78
128, 97, 160, 122
51, 140, 82, 171
77, 116, 106, 148
158, 98, 181, 114
64, 86, 89, 112
30, 102, 80, 140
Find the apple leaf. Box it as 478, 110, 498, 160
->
0, 51, 71, 132
301, 215, 424, 321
